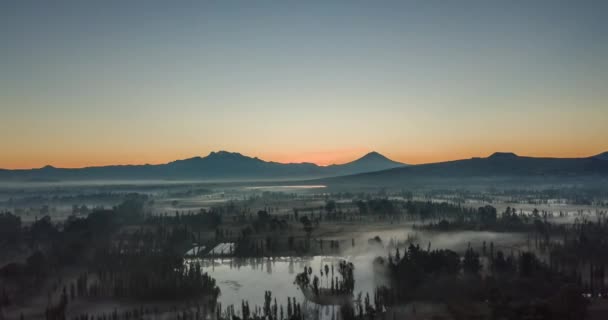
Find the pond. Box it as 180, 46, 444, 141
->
188, 254, 383, 317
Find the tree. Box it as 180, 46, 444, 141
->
325, 200, 336, 213
478, 205, 497, 225
300, 216, 313, 238
463, 247, 481, 275
0, 212, 21, 243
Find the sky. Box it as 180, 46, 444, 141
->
1, 1, 607, 169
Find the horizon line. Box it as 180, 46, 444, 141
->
2, 149, 606, 171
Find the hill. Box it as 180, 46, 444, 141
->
321, 152, 608, 189
593, 152, 608, 161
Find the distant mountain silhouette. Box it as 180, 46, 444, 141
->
325, 151, 404, 175
593, 152, 608, 161
321, 152, 608, 188
0, 151, 406, 182
487, 152, 519, 159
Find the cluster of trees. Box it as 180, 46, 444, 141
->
217, 293, 305, 320
355, 199, 396, 216
69, 303, 220, 320
295, 260, 355, 300
252, 210, 288, 232
374, 243, 587, 319
218, 288, 397, 320
419, 205, 608, 298
0, 211, 21, 243
0, 250, 48, 287
233, 210, 315, 257
0, 196, 224, 315
64, 289, 306, 320
146, 209, 222, 230
166, 187, 211, 198
422, 187, 608, 207
1, 209, 115, 297
379, 244, 463, 302
224, 292, 303, 320
4, 191, 142, 207
112, 195, 148, 224
352, 198, 472, 220
81, 252, 220, 301
549, 218, 608, 296
289, 198, 474, 224
422, 205, 557, 232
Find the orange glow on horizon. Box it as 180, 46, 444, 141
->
264, 148, 371, 166
1, 146, 607, 170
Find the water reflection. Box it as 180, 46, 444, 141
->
186, 255, 378, 318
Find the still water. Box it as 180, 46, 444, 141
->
188, 254, 381, 316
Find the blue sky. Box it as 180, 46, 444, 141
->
1, 1, 607, 168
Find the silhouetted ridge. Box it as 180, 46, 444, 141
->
488, 152, 518, 159
0, 150, 405, 181
325, 151, 406, 175
321, 151, 608, 188
593, 152, 608, 160
207, 150, 248, 159
359, 151, 386, 159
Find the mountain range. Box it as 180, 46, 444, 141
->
0, 151, 406, 182
320, 152, 608, 188
2, 150, 607, 186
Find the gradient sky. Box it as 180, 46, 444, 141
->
1, 1, 607, 169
